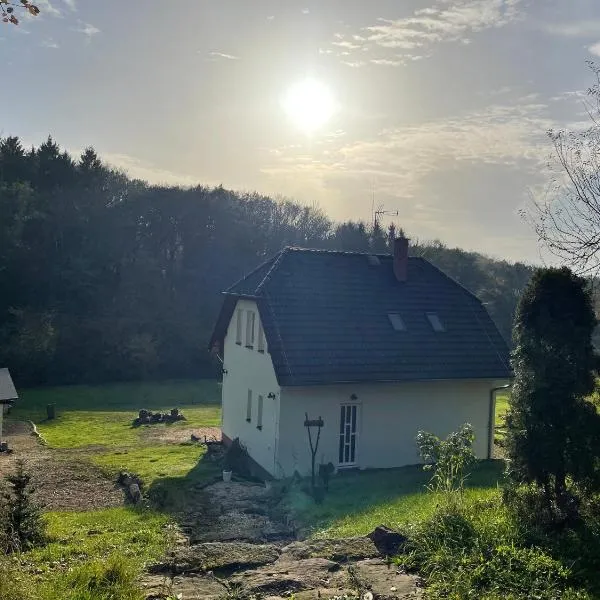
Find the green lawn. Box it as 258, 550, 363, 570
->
12, 379, 221, 484
289, 461, 505, 538
4, 379, 222, 594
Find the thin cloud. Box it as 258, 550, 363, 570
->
41, 38, 59, 48
330, 0, 525, 65
104, 153, 205, 187
74, 21, 100, 38
206, 51, 240, 61
62, 0, 76, 10
545, 21, 600, 37
263, 101, 555, 201
589, 41, 600, 56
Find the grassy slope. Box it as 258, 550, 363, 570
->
6, 380, 221, 592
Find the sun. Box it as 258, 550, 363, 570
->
282, 78, 336, 133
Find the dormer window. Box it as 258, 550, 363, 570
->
388, 313, 406, 331
426, 312, 445, 332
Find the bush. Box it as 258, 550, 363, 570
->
416, 424, 476, 496
0, 461, 46, 552
403, 502, 588, 599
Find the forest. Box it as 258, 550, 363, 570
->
0, 135, 534, 386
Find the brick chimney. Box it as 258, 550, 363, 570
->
393, 236, 409, 282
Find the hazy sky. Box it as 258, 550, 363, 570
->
3, 0, 600, 263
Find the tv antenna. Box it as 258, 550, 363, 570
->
373, 204, 399, 228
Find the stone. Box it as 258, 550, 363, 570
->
350, 558, 422, 599
281, 537, 380, 562
231, 557, 340, 596
149, 542, 280, 574
142, 573, 225, 600
129, 483, 141, 503
367, 525, 407, 556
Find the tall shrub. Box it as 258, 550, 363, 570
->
505, 267, 600, 515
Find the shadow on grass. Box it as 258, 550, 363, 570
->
145, 450, 222, 518
288, 460, 505, 538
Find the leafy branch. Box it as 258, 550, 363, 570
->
0, 0, 40, 25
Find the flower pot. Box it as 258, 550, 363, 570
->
222, 470, 232, 482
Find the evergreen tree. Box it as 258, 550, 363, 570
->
505, 267, 600, 514
1, 461, 45, 552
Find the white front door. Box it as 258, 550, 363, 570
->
338, 404, 359, 466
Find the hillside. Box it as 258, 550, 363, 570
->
0, 135, 534, 386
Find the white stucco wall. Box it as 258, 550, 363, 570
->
275, 379, 509, 478
221, 299, 281, 476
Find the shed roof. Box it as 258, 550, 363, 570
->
210, 247, 512, 386
0, 369, 18, 402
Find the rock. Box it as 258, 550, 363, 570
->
128, 483, 141, 503
351, 558, 422, 599
281, 537, 380, 562
367, 525, 407, 556
231, 557, 340, 596
150, 542, 280, 574
142, 573, 225, 600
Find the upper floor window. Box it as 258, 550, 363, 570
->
235, 309, 243, 345
257, 394, 264, 430
257, 322, 265, 353
426, 312, 445, 332
246, 310, 255, 348
388, 313, 406, 331
246, 389, 252, 422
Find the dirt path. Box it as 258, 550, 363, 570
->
142, 480, 423, 600
0, 420, 123, 511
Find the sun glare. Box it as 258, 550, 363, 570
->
282, 78, 336, 133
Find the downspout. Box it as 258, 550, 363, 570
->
488, 384, 511, 459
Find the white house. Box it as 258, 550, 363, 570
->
210, 238, 512, 479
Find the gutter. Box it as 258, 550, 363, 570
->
488, 384, 511, 459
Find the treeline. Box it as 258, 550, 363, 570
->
0, 136, 534, 386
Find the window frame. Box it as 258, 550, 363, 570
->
257, 322, 265, 353
246, 389, 252, 422
257, 394, 264, 430
235, 309, 243, 345
245, 310, 255, 348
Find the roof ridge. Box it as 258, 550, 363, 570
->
284, 246, 426, 259
255, 247, 290, 295
225, 253, 279, 294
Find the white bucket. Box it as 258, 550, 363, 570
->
222, 470, 232, 482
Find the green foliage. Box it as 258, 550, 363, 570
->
404, 502, 586, 600
1, 461, 45, 553
505, 267, 600, 515
416, 423, 476, 495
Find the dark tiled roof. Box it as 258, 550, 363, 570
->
210, 248, 512, 386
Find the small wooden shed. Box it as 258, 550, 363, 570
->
0, 368, 18, 443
